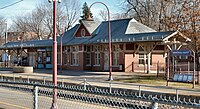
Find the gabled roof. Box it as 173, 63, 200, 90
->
85, 18, 131, 44
84, 18, 164, 44
62, 23, 91, 45
163, 30, 191, 42
125, 18, 156, 34
0, 18, 191, 49
81, 20, 101, 34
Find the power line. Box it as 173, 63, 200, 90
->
0, 0, 24, 10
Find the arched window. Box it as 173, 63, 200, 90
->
81, 29, 86, 37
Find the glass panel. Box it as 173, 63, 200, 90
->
139, 59, 144, 65
46, 52, 51, 64
86, 53, 91, 65
95, 52, 100, 65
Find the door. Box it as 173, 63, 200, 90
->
104, 52, 109, 71
29, 52, 36, 68
38, 51, 46, 68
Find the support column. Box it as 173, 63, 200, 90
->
8, 50, 11, 67
144, 50, 146, 73
147, 51, 151, 74
197, 71, 200, 84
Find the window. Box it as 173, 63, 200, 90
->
94, 45, 101, 65
112, 45, 120, 65
64, 47, 70, 65
71, 46, 79, 65
139, 54, 145, 65
94, 45, 102, 52
84, 45, 91, 52
71, 53, 79, 65
38, 52, 43, 63
113, 45, 120, 51
95, 52, 101, 65
46, 52, 51, 64
113, 52, 119, 65
139, 53, 152, 65
86, 53, 91, 65
87, 46, 91, 52
126, 43, 134, 50
64, 52, 68, 65
85, 46, 91, 65
81, 29, 85, 37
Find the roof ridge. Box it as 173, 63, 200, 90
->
101, 18, 132, 23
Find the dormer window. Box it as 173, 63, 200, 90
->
81, 29, 86, 37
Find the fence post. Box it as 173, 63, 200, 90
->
84, 78, 86, 91
157, 61, 160, 77
139, 85, 141, 97
62, 79, 64, 87
13, 74, 15, 82
27, 76, 29, 83
43, 76, 45, 84
109, 81, 112, 93
33, 85, 38, 109
176, 89, 179, 102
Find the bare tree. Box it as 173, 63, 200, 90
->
11, 0, 81, 40
0, 16, 6, 26
38, 0, 81, 38
63, 0, 81, 30
0, 16, 6, 37
112, 13, 129, 20
13, 15, 29, 32
122, 0, 174, 31
38, 3, 53, 38
99, 9, 108, 21
28, 8, 45, 40
163, 0, 200, 72
0, 16, 6, 45
164, 0, 200, 49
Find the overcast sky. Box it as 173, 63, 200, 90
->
0, 0, 122, 27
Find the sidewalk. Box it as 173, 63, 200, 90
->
0, 68, 200, 97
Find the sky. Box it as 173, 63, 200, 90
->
0, 0, 123, 27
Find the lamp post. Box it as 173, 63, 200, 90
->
88, 2, 113, 81
59, 29, 64, 73
4, 23, 7, 67
20, 36, 22, 66
48, 0, 61, 109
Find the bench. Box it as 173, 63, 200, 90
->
13, 66, 33, 73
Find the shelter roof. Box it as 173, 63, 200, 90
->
2, 39, 52, 49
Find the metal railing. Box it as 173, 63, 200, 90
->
1, 72, 200, 96
0, 78, 200, 109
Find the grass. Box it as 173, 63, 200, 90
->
114, 73, 200, 89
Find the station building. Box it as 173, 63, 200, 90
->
0, 18, 191, 73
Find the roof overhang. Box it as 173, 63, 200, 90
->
162, 30, 191, 43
